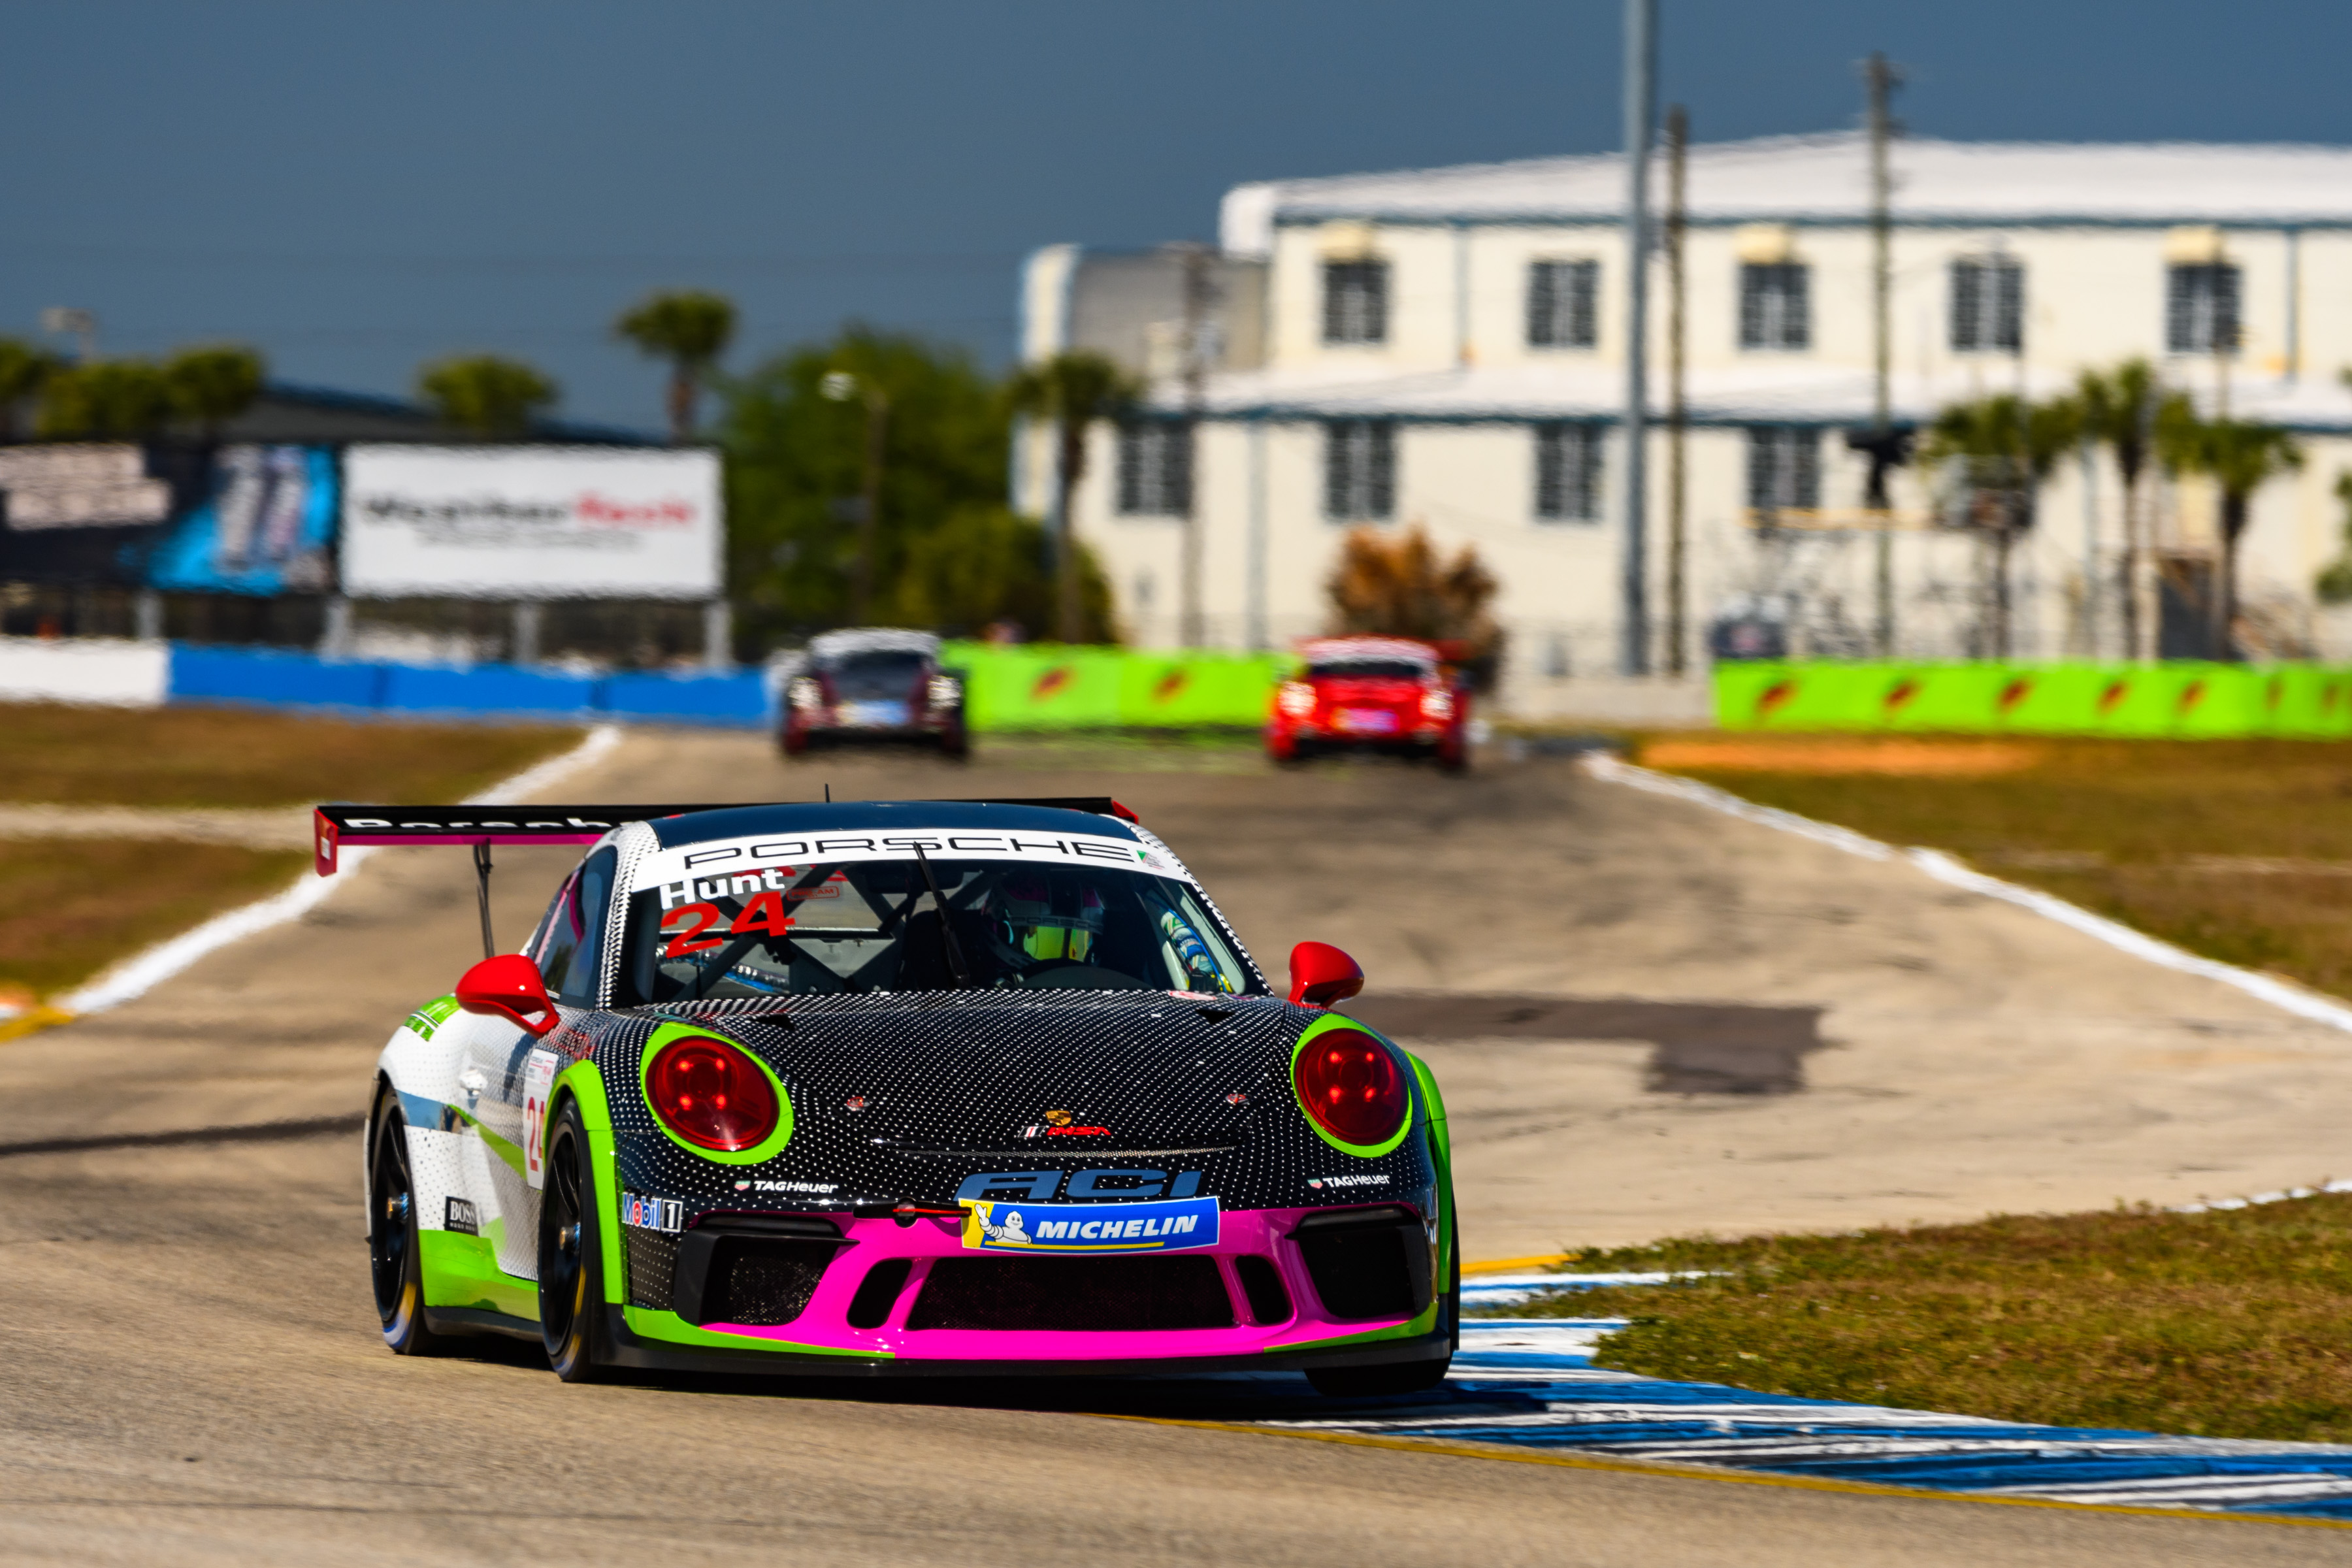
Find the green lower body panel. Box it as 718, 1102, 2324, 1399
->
419, 1227, 538, 1320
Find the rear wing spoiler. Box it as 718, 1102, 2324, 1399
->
311, 797, 1139, 877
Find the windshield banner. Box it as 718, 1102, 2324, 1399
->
638, 830, 1191, 893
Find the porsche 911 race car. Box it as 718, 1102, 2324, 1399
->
1267, 637, 1469, 772
776, 629, 968, 759
320, 796, 1456, 1394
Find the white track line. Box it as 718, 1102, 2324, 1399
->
1582, 752, 2352, 1037
54, 724, 624, 1017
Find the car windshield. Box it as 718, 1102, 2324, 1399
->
825, 651, 928, 700
1311, 659, 1428, 681
617, 858, 1261, 1004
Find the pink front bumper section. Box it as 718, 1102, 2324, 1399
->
629, 1205, 1429, 1363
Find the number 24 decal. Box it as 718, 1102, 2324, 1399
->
661, 894, 795, 958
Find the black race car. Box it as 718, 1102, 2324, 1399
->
326, 796, 1458, 1393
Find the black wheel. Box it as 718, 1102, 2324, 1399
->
1307, 1356, 1452, 1398
538, 1102, 609, 1382
368, 1085, 449, 1356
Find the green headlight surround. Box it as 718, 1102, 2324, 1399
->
1288, 1011, 1414, 1159
636, 1019, 794, 1165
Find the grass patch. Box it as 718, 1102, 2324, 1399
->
1636, 734, 2352, 998
1495, 1196, 2352, 1443
0, 839, 310, 997
1, 702, 581, 809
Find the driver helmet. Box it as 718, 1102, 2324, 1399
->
993, 874, 1101, 964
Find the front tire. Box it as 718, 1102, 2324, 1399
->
368, 1086, 449, 1357
538, 1102, 609, 1382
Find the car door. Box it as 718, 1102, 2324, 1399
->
461, 847, 617, 1282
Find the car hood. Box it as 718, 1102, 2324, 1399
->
640, 990, 1316, 1157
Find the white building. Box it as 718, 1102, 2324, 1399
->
1016, 134, 2352, 713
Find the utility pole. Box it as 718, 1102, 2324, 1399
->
1178, 243, 1212, 648
1663, 104, 1689, 678
1865, 51, 1901, 658
824, 370, 889, 624
1619, 0, 1656, 676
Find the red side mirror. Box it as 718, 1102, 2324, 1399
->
1288, 941, 1365, 1009
456, 954, 559, 1037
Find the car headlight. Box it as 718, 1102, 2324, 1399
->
645, 1035, 779, 1152
789, 677, 824, 712
1292, 1026, 1411, 1154
1420, 689, 1455, 722
1277, 681, 1317, 719
928, 676, 962, 708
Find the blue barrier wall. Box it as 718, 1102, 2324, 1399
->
165, 644, 769, 727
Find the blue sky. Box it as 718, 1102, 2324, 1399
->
1, 1, 2341, 432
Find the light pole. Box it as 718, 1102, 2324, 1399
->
1620, 0, 1656, 676
823, 370, 889, 625
41, 306, 96, 363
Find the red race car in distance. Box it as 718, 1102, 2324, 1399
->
1267, 637, 1469, 772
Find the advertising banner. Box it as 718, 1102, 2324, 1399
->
941, 643, 1294, 731
1714, 661, 2352, 740
340, 446, 721, 600
146, 445, 336, 595
0, 444, 182, 583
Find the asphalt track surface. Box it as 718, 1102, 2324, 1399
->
6, 732, 2351, 1565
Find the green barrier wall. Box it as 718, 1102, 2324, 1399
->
942, 643, 1294, 732
1714, 662, 2352, 738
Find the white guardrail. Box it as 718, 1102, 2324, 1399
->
0, 637, 168, 707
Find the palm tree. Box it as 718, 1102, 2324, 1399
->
418, 355, 557, 439
163, 344, 266, 440
2072, 359, 2181, 661
1004, 351, 1142, 642
2159, 410, 2302, 659
616, 290, 736, 442
0, 337, 60, 439
1921, 393, 2078, 657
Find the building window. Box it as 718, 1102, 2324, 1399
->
2167, 263, 2242, 353
1746, 427, 1820, 513
1533, 423, 1603, 521
1527, 259, 1599, 348
1322, 260, 1388, 345
1739, 263, 1810, 350
1324, 421, 1396, 520
1115, 420, 1192, 516
1950, 256, 2023, 353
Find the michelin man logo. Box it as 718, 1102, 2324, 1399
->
975, 1207, 1032, 1247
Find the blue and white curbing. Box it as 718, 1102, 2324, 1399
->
1236, 1320, 2352, 1519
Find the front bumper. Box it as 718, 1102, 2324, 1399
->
1271, 725, 1451, 759
787, 712, 962, 742
612, 1203, 1446, 1376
